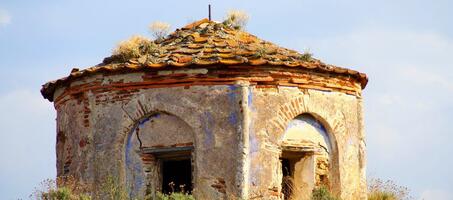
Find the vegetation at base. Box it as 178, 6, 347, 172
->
368, 178, 412, 200
100, 176, 128, 200
155, 192, 195, 200
311, 186, 339, 200
308, 178, 412, 200
31, 177, 90, 200
368, 191, 397, 200
31, 176, 194, 200
31, 176, 412, 200
37, 187, 91, 200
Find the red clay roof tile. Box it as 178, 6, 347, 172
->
41, 18, 368, 101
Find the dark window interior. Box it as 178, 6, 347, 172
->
281, 158, 293, 200
162, 159, 192, 194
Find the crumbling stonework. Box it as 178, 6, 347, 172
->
42, 19, 368, 200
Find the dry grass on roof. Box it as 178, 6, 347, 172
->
102, 19, 317, 68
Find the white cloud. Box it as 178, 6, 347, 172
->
419, 189, 453, 200
0, 9, 11, 26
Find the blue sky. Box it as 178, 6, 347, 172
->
1, 0, 452, 199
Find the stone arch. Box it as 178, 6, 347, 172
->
122, 109, 198, 198
267, 94, 346, 196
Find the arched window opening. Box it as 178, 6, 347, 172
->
125, 113, 195, 199
280, 114, 331, 200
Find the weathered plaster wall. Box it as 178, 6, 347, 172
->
54, 72, 246, 199
53, 70, 366, 200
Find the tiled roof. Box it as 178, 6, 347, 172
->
41, 18, 367, 101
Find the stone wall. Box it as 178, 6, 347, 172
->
52, 70, 366, 199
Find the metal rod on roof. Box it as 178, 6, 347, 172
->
208, 4, 211, 21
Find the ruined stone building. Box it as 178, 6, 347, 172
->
41, 19, 368, 200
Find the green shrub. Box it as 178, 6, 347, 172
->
311, 186, 339, 200
40, 187, 91, 200
32, 178, 91, 200
40, 187, 71, 200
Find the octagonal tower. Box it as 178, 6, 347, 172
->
41, 19, 368, 200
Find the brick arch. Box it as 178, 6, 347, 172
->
269, 95, 346, 152
124, 111, 197, 198
116, 97, 202, 150
114, 97, 202, 198
267, 94, 347, 195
